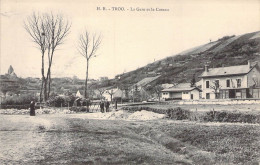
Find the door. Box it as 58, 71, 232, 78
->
206, 93, 210, 99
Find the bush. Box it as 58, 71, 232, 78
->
1, 94, 38, 106
203, 110, 260, 124
0, 104, 30, 109
47, 95, 76, 107
122, 106, 260, 124
69, 106, 87, 112
122, 106, 191, 120
167, 107, 191, 120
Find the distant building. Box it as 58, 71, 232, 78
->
129, 76, 160, 101
131, 76, 160, 91
76, 90, 83, 98
0, 66, 20, 97
99, 77, 108, 81
161, 83, 175, 89
7, 65, 17, 78
199, 61, 260, 99
161, 83, 201, 100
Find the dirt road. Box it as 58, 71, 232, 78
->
1, 113, 260, 164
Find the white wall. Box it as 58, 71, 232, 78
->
161, 92, 170, 99
182, 89, 200, 100
191, 89, 200, 100
163, 90, 200, 100
182, 92, 190, 100
170, 92, 182, 99
247, 67, 260, 87
201, 74, 247, 99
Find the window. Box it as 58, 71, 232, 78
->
206, 81, 209, 88
183, 92, 188, 94
206, 93, 210, 99
226, 79, 230, 87
236, 79, 241, 88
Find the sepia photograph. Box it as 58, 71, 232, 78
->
0, 0, 260, 164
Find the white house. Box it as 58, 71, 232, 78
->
76, 90, 83, 98
161, 83, 201, 100
199, 61, 260, 99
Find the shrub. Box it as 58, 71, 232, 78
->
1, 94, 38, 106
47, 95, 77, 107
167, 107, 191, 120
0, 104, 30, 109
202, 110, 260, 124
69, 106, 87, 112
122, 106, 260, 124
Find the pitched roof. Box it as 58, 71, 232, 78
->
173, 83, 190, 88
162, 83, 201, 92
199, 65, 255, 78
162, 86, 200, 92
135, 76, 160, 87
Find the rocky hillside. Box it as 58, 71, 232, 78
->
114, 31, 260, 88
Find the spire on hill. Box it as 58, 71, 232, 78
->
7, 65, 17, 78
8, 65, 14, 75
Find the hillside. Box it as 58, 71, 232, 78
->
114, 31, 260, 88
1, 31, 260, 96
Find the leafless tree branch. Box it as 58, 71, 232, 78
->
24, 12, 71, 100
78, 30, 102, 98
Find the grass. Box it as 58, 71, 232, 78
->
122, 102, 260, 111
1, 114, 260, 164
122, 103, 260, 124
159, 122, 260, 164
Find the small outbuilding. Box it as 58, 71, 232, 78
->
161, 83, 201, 100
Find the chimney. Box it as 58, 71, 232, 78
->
205, 65, 209, 72
248, 60, 251, 68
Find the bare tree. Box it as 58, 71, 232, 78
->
153, 85, 163, 102
210, 80, 221, 99
24, 12, 71, 102
190, 74, 196, 87
24, 13, 47, 102
97, 88, 106, 100
78, 31, 102, 98
252, 76, 259, 87
106, 89, 115, 102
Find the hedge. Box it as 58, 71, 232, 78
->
122, 106, 260, 124
0, 104, 30, 109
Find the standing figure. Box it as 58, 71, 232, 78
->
30, 101, 35, 116
86, 99, 90, 112
115, 100, 117, 110
100, 101, 105, 113
105, 101, 110, 112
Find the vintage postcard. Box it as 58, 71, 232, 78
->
0, 0, 260, 164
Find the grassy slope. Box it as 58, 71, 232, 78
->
116, 31, 260, 86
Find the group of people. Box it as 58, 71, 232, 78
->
29, 99, 111, 115
100, 100, 110, 113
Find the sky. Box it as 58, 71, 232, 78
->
1, 0, 260, 79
